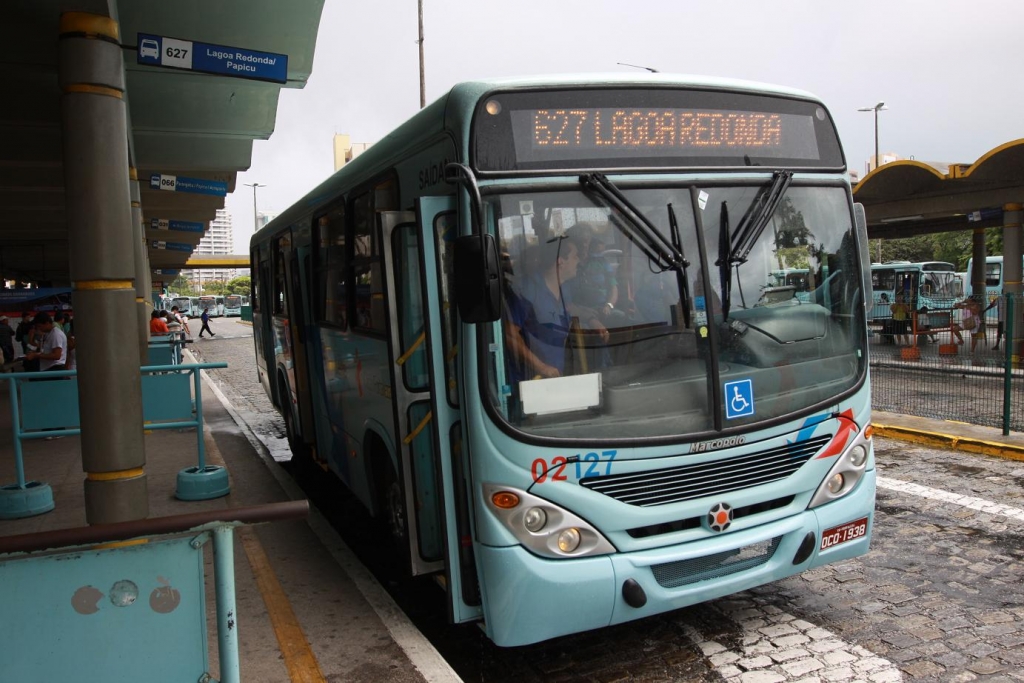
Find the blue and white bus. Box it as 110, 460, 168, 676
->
869, 261, 958, 339
224, 294, 243, 316
251, 75, 876, 646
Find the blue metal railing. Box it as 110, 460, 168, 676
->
1, 362, 227, 505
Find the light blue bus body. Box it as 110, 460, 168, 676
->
250, 75, 876, 646
224, 294, 243, 316
964, 254, 1024, 298
869, 261, 958, 335
170, 296, 194, 317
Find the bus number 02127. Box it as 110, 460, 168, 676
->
532, 450, 617, 483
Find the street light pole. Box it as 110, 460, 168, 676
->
418, 0, 425, 109
857, 102, 887, 171
244, 182, 266, 234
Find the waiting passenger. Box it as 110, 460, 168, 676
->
150, 309, 170, 335
0, 315, 14, 368
23, 312, 67, 372
952, 295, 984, 351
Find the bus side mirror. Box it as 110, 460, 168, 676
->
853, 203, 872, 313
454, 234, 502, 323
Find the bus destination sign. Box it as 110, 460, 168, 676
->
473, 88, 845, 172
511, 108, 819, 162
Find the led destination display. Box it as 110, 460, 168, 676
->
512, 108, 818, 161
473, 88, 845, 171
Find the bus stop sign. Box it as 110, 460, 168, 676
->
137, 33, 288, 84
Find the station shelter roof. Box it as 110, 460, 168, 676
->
854, 140, 1024, 240
2, 0, 325, 283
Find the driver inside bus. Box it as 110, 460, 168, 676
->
505, 235, 609, 382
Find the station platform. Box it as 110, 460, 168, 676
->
0, 362, 461, 683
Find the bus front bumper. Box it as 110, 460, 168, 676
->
476, 469, 875, 647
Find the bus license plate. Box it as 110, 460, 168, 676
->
820, 517, 868, 550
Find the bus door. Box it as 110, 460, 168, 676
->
381, 200, 481, 623
287, 246, 317, 460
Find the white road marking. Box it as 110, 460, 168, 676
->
878, 476, 1024, 522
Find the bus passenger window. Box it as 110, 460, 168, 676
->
274, 236, 289, 316
316, 206, 348, 329
352, 192, 386, 333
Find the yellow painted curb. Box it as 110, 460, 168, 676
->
873, 423, 1024, 462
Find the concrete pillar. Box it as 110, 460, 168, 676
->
1004, 203, 1023, 362
970, 227, 987, 300
129, 173, 149, 361
59, 12, 148, 524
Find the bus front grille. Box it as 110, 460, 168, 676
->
651, 536, 783, 588
580, 436, 830, 507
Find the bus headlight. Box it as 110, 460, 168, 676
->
557, 528, 581, 553
809, 430, 872, 509
524, 507, 547, 532
483, 484, 616, 559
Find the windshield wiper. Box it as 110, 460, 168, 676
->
716, 170, 794, 320
667, 203, 692, 328
729, 170, 793, 264
579, 173, 686, 271
716, 201, 732, 320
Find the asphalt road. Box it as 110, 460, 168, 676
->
194, 316, 1024, 682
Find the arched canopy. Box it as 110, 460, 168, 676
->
854, 140, 1024, 240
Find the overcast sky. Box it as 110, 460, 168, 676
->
226, 0, 1023, 252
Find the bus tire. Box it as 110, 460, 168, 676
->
280, 376, 309, 463
371, 437, 410, 568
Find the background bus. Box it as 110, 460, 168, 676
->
170, 296, 193, 317
964, 254, 1024, 298
224, 294, 243, 316
251, 75, 876, 646
196, 295, 218, 317
869, 261, 958, 341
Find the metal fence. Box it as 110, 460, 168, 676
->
869, 294, 1024, 433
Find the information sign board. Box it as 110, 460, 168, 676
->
151, 219, 205, 233
137, 33, 288, 84
149, 174, 227, 197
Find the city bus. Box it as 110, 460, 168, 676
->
224, 294, 243, 316
251, 75, 876, 646
964, 254, 1024, 298
869, 261, 958, 340
170, 296, 193, 317
196, 295, 219, 317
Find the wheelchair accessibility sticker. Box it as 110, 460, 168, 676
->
724, 379, 754, 419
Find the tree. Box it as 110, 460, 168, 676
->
226, 276, 250, 295
167, 275, 192, 294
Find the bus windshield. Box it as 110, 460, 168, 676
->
487, 184, 864, 440
225, 295, 242, 307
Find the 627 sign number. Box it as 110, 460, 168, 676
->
532, 450, 617, 483
166, 47, 189, 59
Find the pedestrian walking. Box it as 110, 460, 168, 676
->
198, 307, 215, 338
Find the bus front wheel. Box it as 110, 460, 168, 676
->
280, 377, 309, 463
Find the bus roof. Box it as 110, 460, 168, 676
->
253, 74, 830, 246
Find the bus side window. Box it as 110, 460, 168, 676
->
274, 235, 289, 315
316, 205, 348, 329
352, 191, 387, 334
251, 247, 260, 311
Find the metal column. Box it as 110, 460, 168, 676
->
1004, 203, 1023, 362
970, 226, 987, 300
58, 12, 148, 524
130, 172, 150, 361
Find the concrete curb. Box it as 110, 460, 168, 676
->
873, 423, 1024, 462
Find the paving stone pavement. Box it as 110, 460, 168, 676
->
194, 320, 1024, 681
